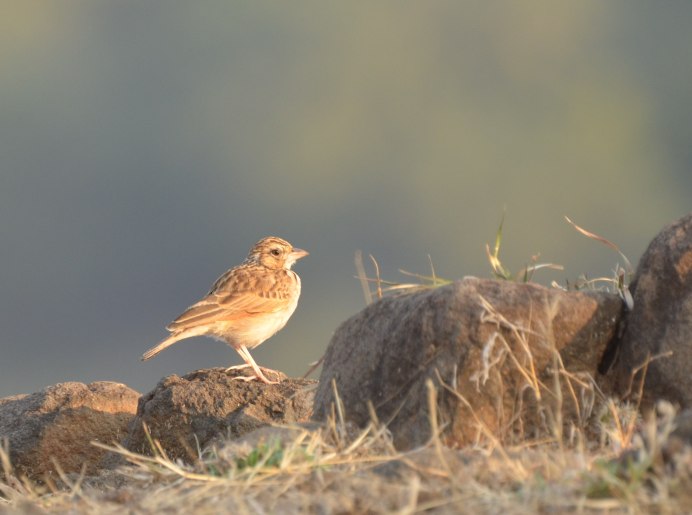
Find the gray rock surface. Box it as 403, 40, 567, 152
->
609, 213, 692, 410
313, 277, 622, 449
125, 368, 316, 460
0, 381, 139, 479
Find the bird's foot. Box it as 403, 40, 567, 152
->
231, 374, 279, 385
225, 365, 280, 384
225, 364, 251, 372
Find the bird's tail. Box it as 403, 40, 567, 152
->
141, 333, 184, 361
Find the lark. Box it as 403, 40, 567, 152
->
141, 236, 308, 384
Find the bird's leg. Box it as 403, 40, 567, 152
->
228, 345, 280, 385
225, 362, 280, 377
236, 345, 282, 377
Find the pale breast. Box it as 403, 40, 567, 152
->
208, 269, 301, 349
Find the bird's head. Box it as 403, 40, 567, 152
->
247, 236, 309, 270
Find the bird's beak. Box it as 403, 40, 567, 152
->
290, 248, 309, 261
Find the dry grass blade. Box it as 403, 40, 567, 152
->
425, 379, 452, 477
354, 249, 373, 305
91, 441, 220, 483
620, 351, 674, 405
355, 252, 451, 301
301, 355, 324, 379
564, 216, 634, 275
0, 438, 13, 482
486, 242, 512, 280
331, 378, 347, 441
485, 213, 562, 283
369, 254, 383, 299
477, 295, 544, 400
397, 255, 451, 289
0, 441, 24, 502
0, 440, 46, 505
486, 210, 512, 280
517, 262, 565, 283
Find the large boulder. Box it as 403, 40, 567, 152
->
125, 368, 316, 460
0, 381, 139, 479
609, 213, 692, 410
313, 277, 622, 449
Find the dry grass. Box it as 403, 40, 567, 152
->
354, 215, 633, 304
1, 393, 691, 514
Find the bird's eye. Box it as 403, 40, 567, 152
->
271, 248, 281, 256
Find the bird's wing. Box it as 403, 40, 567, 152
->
166, 265, 293, 331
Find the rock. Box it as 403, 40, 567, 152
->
0, 381, 139, 479
313, 277, 622, 449
125, 368, 316, 461
609, 213, 692, 410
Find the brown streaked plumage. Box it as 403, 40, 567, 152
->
141, 236, 308, 384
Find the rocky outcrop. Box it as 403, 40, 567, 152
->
125, 368, 316, 461
609, 213, 692, 410
0, 381, 139, 479
313, 277, 622, 449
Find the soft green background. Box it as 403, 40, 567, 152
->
1, 2, 690, 397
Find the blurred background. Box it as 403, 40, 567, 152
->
1, 2, 690, 397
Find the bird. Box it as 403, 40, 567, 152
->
141, 236, 308, 384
